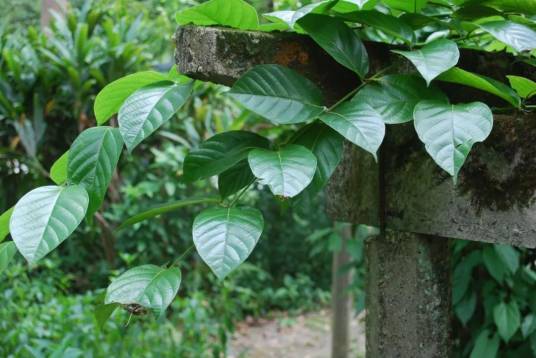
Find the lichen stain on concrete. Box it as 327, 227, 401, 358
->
273, 41, 310, 67
458, 113, 536, 211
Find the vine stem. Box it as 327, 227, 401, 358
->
229, 179, 257, 208
172, 244, 195, 267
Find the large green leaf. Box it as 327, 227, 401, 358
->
175, 0, 259, 30
393, 39, 460, 85
298, 14, 369, 78
480, 21, 536, 52
383, 0, 427, 12
438, 67, 521, 108
118, 81, 193, 151
248, 145, 317, 198
0, 241, 17, 274
320, 101, 385, 159
483, 246, 509, 283
494, 244, 519, 274
340, 10, 414, 44
50, 151, 69, 185
0, 208, 13, 243
494, 301, 521, 342
228, 65, 325, 125
483, 0, 536, 15
353, 74, 448, 124
183, 131, 269, 183
470, 330, 500, 358
264, 1, 336, 29
116, 197, 220, 231
413, 101, 493, 179
507, 75, 536, 99
218, 161, 256, 199
10, 185, 89, 263
292, 122, 344, 196
68, 127, 123, 216
192, 207, 264, 279
94, 71, 168, 125
105, 265, 181, 315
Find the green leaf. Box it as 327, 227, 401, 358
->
414, 101, 493, 179
393, 39, 459, 85
0, 242, 17, 274
116, 197, 220, 231
483, 246, 508, 283
50, 151, 69, 185
320, 101, 385, 159
383, 0, 427, 12
228, 65, 325, 125
118, 81, 193, 151
353, 74, 448, 124
494, 244, 519, 274
183, 131, 269, 183
0, 208, 13, 243
298, 14, 369, 78
494, 301, 521, 342
10, 185, 89, 263
192, 207, 264, 279
105, 265, 181, 315
248, 145, 317, 198
218, 161, 256, 199
175, 0, 259, 30
68, 127, 123, 216
94, 303, 119, 330
507, 75, 536, 99
470, 330, 500, 358
264, 1, 336, 28
455, 290, 477, 326
483, 0, 536, 15
292, 122, 344, 196
480, 21, 536, 52
438, 67, 521, 108
94, 71, 168, 125
522, 314, 536, 338
340, 10, 414, 44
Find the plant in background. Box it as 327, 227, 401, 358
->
1, 0, 535, 356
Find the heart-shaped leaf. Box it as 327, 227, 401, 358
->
507, 75, 536, 99
353, 74, 448, 124
413, 101, 493, 179
193, 207, 263, 279
50, 151, 69, 185
118, 81, 193, 151
0, 208, 13, 243
298, 14, 369, 78
480, 21, 536, 52
340, 10, 414, 44
438, 67, 521, 108
183, 131, 269, 183
68, 127, 123, 216
105, 265, 182, 315
248, 145, 317, 198
94, 71, 168, 125
176, 0, 259, 30
393, 39, 460, 85
0, 242, 17, 274
228, 65, 325, 125
292, 122, 344, 196
218, 161, 256, 199
10, 185, 89, 263
493, 301, 521, 342
320, 101, 385, 159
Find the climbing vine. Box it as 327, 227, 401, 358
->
1, 0, 535, 330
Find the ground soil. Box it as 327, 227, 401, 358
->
228, 309, 366, 358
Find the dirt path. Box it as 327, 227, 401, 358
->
228, 310, 366, 358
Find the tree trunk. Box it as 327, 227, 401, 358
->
331, 223, 353, 358
41, 0, 68, 30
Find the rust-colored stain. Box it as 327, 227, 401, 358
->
273, 41, 310, 67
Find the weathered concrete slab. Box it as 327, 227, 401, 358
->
366, 231, 451, 358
